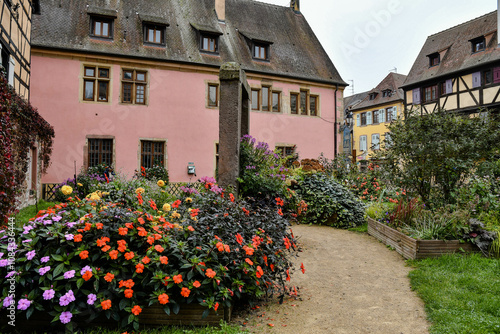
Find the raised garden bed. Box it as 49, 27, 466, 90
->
367, 217, 478, 260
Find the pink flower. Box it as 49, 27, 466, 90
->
43, 289, 55, 300
17, 299, 31, 310
59, 311, 72, 324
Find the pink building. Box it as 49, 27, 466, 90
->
30, 0, 346, 184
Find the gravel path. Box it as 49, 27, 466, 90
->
233, 224, 430, 334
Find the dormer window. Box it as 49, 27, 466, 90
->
471, 36, 486, 53
253, 43, 269, 60
382, 89, 392, 97
90, 16, 113, 39
369, 93, 377, 100
201, 34, 218, 53
144, 24, 165, 45
428, 53, 440, 67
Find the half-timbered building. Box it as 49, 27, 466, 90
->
402, 11, 500, 115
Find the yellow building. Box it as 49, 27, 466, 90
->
402, 11, 500, 115
351, 72, 406, 162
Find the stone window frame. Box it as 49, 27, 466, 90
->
137, 138, 168, 171
289, 88, 320, 117
83, 135, 116, 170
81, 63, 112, 104
120, 68, 148, 105
206, 81, 219, 108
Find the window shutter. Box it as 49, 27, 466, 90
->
413, 88, 420, 104
356, 114, 360, 127
472, 71, 481, 88
379, 109, 385, 123
360, 136, 366, 151
8, 57, 15, 87
372, 134, 380, 150
445, 79, 453, 94
494, 68, 500, 84
367, 111, 372, 125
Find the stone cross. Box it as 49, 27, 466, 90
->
218, 62, 250, 194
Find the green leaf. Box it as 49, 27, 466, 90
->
53, 263, 65, 277
172, 303, 180, 315
128, 314, 134, 324
76, 278, 84, 290
51, 254, 64, 262
26, 307, 34, 320
202, 308, 210, 319
119, 299, 128, 311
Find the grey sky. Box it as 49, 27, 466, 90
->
260, 0, 497, 96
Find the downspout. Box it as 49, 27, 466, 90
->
334, 84, 338, 156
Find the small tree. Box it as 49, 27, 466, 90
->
374, 108, 500, 206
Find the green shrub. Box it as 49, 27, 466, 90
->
293, 173, 365, 228
135, 165, 169, 182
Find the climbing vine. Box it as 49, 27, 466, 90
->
0, 73, 54, 225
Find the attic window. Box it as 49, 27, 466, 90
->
253, 42, 269, 61
369, 93, 377, 100
200, 33, 218, 53
90, 16, 113, 39
471, 36, 486, 53
428, 53, 440, 67
144, 24, 165, 45
382, 90, 392, 97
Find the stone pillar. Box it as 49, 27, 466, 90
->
218, 62, 250, 194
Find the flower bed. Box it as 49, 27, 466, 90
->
0, 178, 298, 331
367, 218, 478, 260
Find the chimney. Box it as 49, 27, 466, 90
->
215, 0, 225, 22
291, 0, 300, 13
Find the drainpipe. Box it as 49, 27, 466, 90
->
334, 84, 338, 156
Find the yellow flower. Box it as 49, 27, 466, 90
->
77, 183, 83, 187
61, 185, 73, 196
162, 203, 171, 212
135, 187, 145, 195
89, 193, 101, 201
157, 180, 165, 187
102, 192, 110, 196
185, 197, 193, 203
171, 211, 181, 219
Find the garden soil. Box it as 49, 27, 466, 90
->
232, 224, 430, 334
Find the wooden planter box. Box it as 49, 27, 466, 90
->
367, 217, 478, 260
139, 303, 231, 326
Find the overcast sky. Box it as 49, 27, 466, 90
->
260, 0, 498, 96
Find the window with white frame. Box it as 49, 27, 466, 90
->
359, 135, 367, 152
371, 134, 380, 150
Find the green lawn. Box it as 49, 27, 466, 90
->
83, 321, 248, 334
409, 254, 500, 334
13, 199, 55, 227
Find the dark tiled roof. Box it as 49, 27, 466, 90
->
352, 72, 406, 111
32, 0, 346, 86
343, 91, 369, 110
403, 11, 500, 88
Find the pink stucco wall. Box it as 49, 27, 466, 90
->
31, 55, 340, 184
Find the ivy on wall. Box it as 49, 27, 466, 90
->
0, 73, 54, 224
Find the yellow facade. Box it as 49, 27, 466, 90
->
352, 101, 404, 161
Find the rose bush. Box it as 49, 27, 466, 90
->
0, 178, 298, 331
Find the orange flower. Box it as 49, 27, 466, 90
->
124, 252, 135, 260
101, 299, 112, 310
109, 250, 119, 260
193, 280, 201, 288
188, 226, 195, 232
96, 238, 107, 247
275, 197, 284, 206
173, 274, 183, 284
138, 217, 145, 225
180, 287, 190, 298
118, 245, 127, 253
263, 255, 268, 266
101, 245, 111, 252
243, 245, 254, 256
119, 279, 135, 289
79, 250, 89, 260
96, 223, 103, 229
214, 302, 219, 311
118, 227, 128, 236
131, 305, 142, 315
124, 289, 133, 298
82, 270, 93, 281
154, 234, 162, 240
172, 199, 181, 208
154, 245, 164, 253
117, 239, 127, 247
142, 256, 151, 264
256, 266, 264, 278
300, 263, 306, 274
74, 234, 83, 242
283, 237, 291, 250
137, 227, 147, 237
277, 208, 283, 216
159, 256, 169, 264
224, 244, 230, 253
205, 269, 216, 278
245, 258, 254, 266
229, 193, 235, 202
146, 236, 155, 245
158, 293, 169, 304
84, 222, 92, 231
216, 242, 224, 252
125, 222, 134, 229
104, 273, 115, 282
242, 208, 250, 216
136, 263, 144, 273
236, 233, 243, 245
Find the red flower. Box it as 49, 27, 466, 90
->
118, 227, 128, 236
141, 256, 151, 264
101, 245, 111, 252
124, 252, 135, 260
242, 208, 250, 216
229, 193, 235, 202
159, 256, 169, 264
124, 289, 133, 298
74, 234, 83, 242
216, 242, 224, 252
243, 245, 254, 256
172, 199, 181, 208
277, 208, 283, 216
214, 302, 219, 311
205, 269, 216, 278
180, 287, 191, 298
158, 293, 169, 305
188, 226, 195, 232
301, 263, 306, 274
146, 236, 155, 245
104, 273, 115, 282
173, 274, 183, 284
101, 299, 112, 310
283, 237, 291, 250
138, 217, 145, 225
109, 250, 119, 260
224, 244, 230, 253
137, 227, 147, 237
96, 223, 103, 229
125, 222, 134, 229
154, 245, 164, 253
236, 233, 243, 245
193, 280, 201, 288
135, 263, 144, 273
275, 197, 284, 206
131, 305, 142, 315
82, 270, 93, 281
79, 250, 89, 260
256, 266, 264, 278
245, 258, 254, 266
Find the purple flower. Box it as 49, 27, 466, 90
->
41, 256, 50, 263
80, 266, 92, 276
43, 220, 53, 225
65, 234, 74, 241
0, 252, 3, 258
39, 266, 51, 275
17, 299, 31, 310
23, 225, 34, 234
87, 293, 97, 305
43, 289, 55, 300
59, 311, 72, 324
52, 216, 62, 222
63, 270, 75, 279
2, 295, 14, 308
22, 239, 32, 243
0, 259, 9, 267
59, 290, 75, 306
66, 222, 77, 228
5, 271, 16, 278
7, 243, 17, 252
26, 250, 36, 260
